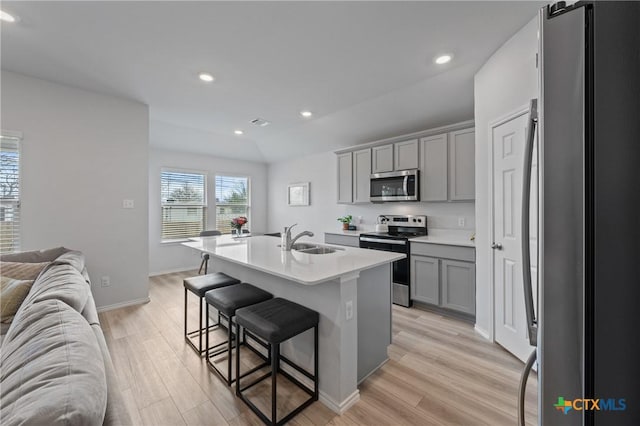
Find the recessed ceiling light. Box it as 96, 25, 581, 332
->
234, 130, 244, 135
0, 10, 16, 23
198, 72, 215, 83
300, 111, 313, 118
435, 54, 453, 65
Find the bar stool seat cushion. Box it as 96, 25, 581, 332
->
183, 272, 240, 297
205, 283, 272, 317
236, 298, 319, 344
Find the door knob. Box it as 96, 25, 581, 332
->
491, 242, 503, 250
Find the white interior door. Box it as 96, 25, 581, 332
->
492, 112, 535, 362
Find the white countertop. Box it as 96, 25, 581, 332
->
183, 235, 404, 285
409, 230, 475, 248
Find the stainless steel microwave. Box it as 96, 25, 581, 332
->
370, 169, 420, 202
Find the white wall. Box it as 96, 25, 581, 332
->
1, 71, 149, 310
474, 17, 539, 338
267, 151, 475, 242
148, 148, 268, 275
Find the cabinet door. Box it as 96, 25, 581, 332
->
336, 152, 353, 203
441, 259, 476, 315
448, 128, 475, 200
352, 148, 371, 203
420, 134, 448, 201
372, 144, 394, 173
394, 139, 419, 171
411, 255, 440, 305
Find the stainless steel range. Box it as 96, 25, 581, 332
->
359, 215, 427, 307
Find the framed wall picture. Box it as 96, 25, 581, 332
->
287, 182, 310, 206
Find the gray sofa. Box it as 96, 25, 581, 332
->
0, 247, 131, 425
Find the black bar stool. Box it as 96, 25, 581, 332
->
235, 298, 319, 426
183, 272, 240, 355
198, 230, 221, 274
204, 283, 273, 385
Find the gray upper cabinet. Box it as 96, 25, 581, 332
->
372, 144, 394, 173
394, 139, 419, 171
336, 152, 353, 204
419, 128, 475, 202
420, 134, 448, 201
448, 128, 475, 201
411, 255, 440, 305
441, 259, 476, 315
352, 148, 371, 203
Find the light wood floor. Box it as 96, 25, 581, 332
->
99, 271, 538, 425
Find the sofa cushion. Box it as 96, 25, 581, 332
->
0, 277, 34, 323
0, 299, 108, 426
0, 247, 68, 264
0, 261, 50, 280
23, 262, 90, 315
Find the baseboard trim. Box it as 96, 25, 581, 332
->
474, 324, 491, 341
320, 389, 360, 415
96, 297, 150, 313
148, 267, 195, 277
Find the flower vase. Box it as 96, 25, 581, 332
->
234, 227, 242, 237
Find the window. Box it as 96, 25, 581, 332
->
161, 169, 206, 241
0, 134, 21, 253
215, 175, 250, 234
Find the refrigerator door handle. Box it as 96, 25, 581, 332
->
521, 98, 538, 347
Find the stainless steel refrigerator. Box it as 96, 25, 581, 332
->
519, 1, 640, 425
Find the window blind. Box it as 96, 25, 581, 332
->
215, 176, 249, 234
0, 135, 20, 254
161, 170, 206, 241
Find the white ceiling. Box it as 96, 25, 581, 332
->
1, 1, 544, 163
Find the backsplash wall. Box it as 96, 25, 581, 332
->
267, 151, 474, 243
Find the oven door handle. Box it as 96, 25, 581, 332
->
360, 237, 407, 245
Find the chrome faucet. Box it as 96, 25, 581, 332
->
282, 223, 314, 251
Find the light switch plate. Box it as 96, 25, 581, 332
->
122, 199, 134, 209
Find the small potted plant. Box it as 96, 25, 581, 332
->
231, 216, 248, 237
337, 215, 353, 231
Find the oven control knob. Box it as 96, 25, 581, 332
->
412, 218, 417, 222
418, 219, 422, 222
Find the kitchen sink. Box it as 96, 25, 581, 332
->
290, 243, 317, 250
297, 246, 338, 255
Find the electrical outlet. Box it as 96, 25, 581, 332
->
357, 216, 363, 224
458, 217, 466, 228
345, 300, 353, 320
101, 276, 111, 287
122, 199, 134, 209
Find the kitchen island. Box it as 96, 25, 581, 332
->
183, 235, 404, 414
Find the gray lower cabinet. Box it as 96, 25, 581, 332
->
410, 243, 476, 317
411, 256, 439, 305
441, 259, 476, 315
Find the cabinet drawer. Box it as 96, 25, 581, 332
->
325, 233, 360, 248
410, 243, 475, 262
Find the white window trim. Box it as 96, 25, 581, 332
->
0, 130, 23, 254
214, 174, 251, 234
160, 167, 208, 243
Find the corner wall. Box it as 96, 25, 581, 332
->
148, 148, 268, 275
1, 71, 149, 310
474, 17, 539, 338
